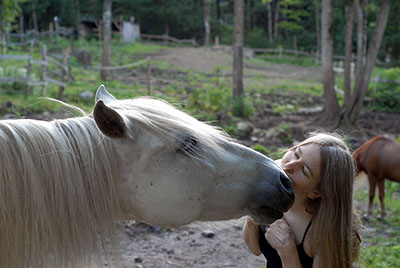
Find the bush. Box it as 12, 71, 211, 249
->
232, 95, 255, 119
245, 28, 269, 48
367, 67, 400, 112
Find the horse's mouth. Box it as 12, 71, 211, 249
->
253, 206, 284, 224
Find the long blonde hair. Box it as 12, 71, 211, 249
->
292, 133, 361, 267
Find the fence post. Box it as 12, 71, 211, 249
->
58, 46, 71, 100
40, 44, 47, 95
147, 57, 151, 95
49, 22, 54, 43
24, 40, 34, 99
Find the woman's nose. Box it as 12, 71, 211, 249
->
283, 159, 301, 173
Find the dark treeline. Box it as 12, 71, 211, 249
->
11, 0, 400, 64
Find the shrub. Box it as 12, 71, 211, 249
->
367, 67, 400, 112
232, 95, 255, 119
245, 28, 269, 48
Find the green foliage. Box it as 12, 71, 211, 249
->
215, 24, 233, 45
232, 95, 255, 119
278, 0, 309, 34
253, 143, 272, 156
0, 0, 25, 32
277, 123, 293, 143
367, 67, 400, 112
245, 28, 268, 48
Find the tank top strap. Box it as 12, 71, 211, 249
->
301, 220, 312, 244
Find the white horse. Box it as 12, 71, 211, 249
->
0, 85, 293, 267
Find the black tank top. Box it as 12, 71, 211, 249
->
258, 221, 314, 268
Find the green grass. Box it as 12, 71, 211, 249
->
355, 181, 400, 267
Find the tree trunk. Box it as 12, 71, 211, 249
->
245, 0, 251, 30
75, 0, 81, 36
19, 7, 24, 43
314, 0, 321, 59
233, 0, 244, 101
0, 3, 4, 54
273, 0, 280, 41
362, 0, 368, 64
319, 0, 340, 126
344, 0, 391, 124
267, 1, 273, 45
343, 0, 354, 109
216, 0, 221, 20
203, 0, 211, 46
354, 0, 364, 85
32, 1, 38, 32
100, 0, 112, 81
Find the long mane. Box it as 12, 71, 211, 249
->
0, 116, 121, 267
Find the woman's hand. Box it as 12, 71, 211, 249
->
245, 216, 260, 226
265, 217, 297, 258
242, 216, 262, 256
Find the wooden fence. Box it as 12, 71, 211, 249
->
140, 33, 197, 46
248, 47, 386, 67
0, 43, 72, 99
4, 26, 74, 48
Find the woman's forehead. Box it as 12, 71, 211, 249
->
299, 144, 322, 180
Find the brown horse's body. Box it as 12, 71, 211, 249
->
353, 135, 400, 219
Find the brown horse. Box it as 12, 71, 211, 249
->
353, 135, 400, 220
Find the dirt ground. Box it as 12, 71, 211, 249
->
108, 47, 399, 268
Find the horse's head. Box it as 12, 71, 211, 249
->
92, 85, 294, 226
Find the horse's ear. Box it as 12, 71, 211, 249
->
93, 100, 126, 138
95, 84, 117, 104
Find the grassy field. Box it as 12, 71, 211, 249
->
355, 180, 400, 268
1, 39, 400, 267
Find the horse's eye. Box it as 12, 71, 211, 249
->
177, 135, 198, 156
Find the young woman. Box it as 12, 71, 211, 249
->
242, 133, 362, 268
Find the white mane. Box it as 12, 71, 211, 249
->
0, 116, 121, 267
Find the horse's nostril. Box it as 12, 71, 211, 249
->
279, 172, 294, 200
279, 172, 291, 189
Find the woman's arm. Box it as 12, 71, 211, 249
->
242, 216, 262, 256
279, 251, 302, 268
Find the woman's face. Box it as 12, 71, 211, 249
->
280, 143, 322, 199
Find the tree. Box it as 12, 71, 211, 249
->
233, 0, 244, 104
343, 0, 354, 108
278, 0, 309, 50
319, 0, 391, 131
318, 0, 340, 125
341, 0, 391, 128
100, 0, 112, 81
203, 0, 211, 46
0, 0, 25, 53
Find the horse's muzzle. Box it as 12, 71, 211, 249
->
249, 163, 294, 223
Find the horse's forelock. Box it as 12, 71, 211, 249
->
112, 98, 232, 157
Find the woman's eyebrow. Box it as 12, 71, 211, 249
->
298, 147, 314, 179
